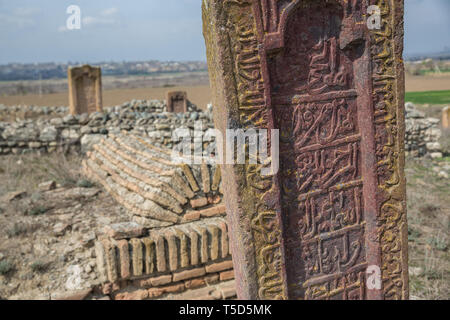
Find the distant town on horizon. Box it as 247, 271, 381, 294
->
1, 49, 450, 82
0, 60, 208, 82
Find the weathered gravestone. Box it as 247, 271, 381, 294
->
442, 106, 450, 129
203, 0, 408, 300
68, 65, 103, 115
167, 91, 188, 113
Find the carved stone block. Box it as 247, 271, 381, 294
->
167, 91, 188, 113
203, 0, 408, 300
442, 106, 450, 129
68, 65, 103, 115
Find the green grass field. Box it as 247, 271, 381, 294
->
405, 90, 450, 105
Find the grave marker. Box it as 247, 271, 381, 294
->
167, 91, 188, 113
203, 0, 408, 300
442, 106, 450, 129
68, 65, 103, 115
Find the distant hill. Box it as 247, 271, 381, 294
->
405, 50, 450, 62
0, 60, 208, 81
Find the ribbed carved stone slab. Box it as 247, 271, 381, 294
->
82, 132, 224, 228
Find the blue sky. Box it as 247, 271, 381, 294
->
0, 0, 449, 64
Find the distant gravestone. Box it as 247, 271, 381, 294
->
442, 106, 450, 129
203, 0, 409, 300
68, 65, 103, 115
167, 91, 188, 113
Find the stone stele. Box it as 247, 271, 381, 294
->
167, 91, 188, 113
68, 65, 103, 115
442, 106, 450, 129
203, 0, 408, 300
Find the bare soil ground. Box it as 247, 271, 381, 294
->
406, 157, 450, 300
0, 85, 212, 111
0, 153, 129, 300
1, 73, 449, 111
406, 74, 450, 92
0, 72, 210, 96
0, 152, 448, 300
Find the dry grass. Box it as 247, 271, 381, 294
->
0, 153, 84, 230
0, 152, 127, 300
0, 152, 82, 197
406, 157, 450, 300
0, 260, 14, 276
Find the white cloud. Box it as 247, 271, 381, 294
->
57, 25, 68, 33
56, 7, 119, 31
101, 7, 118, 16
81, 8, 119, 27
82, 16, 116, 27
0, 6, 41, 29
0, 13, 35, 28
13, 7, 41, 16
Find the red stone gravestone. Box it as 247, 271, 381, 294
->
203, 0, 408, 300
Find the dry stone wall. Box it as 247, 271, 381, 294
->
0, 100, 213, 156
0, 100, 445, 159
405, 102, 444, 158
0, 104, 68, 122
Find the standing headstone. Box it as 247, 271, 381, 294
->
167, 91, 188, 113
68, 65, 103, 115
203, 0, 408, 300
442, 106, 450, 129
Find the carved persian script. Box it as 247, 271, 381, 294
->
203, 0, 408, 300
68, 65, 103, 115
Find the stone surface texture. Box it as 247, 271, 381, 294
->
68, 65, 103, 115
80, 131, 233, 300
203, 0, 408, 300
0, 99, 211, 156
442, 106, 450, 129
167, 91, 188, 113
